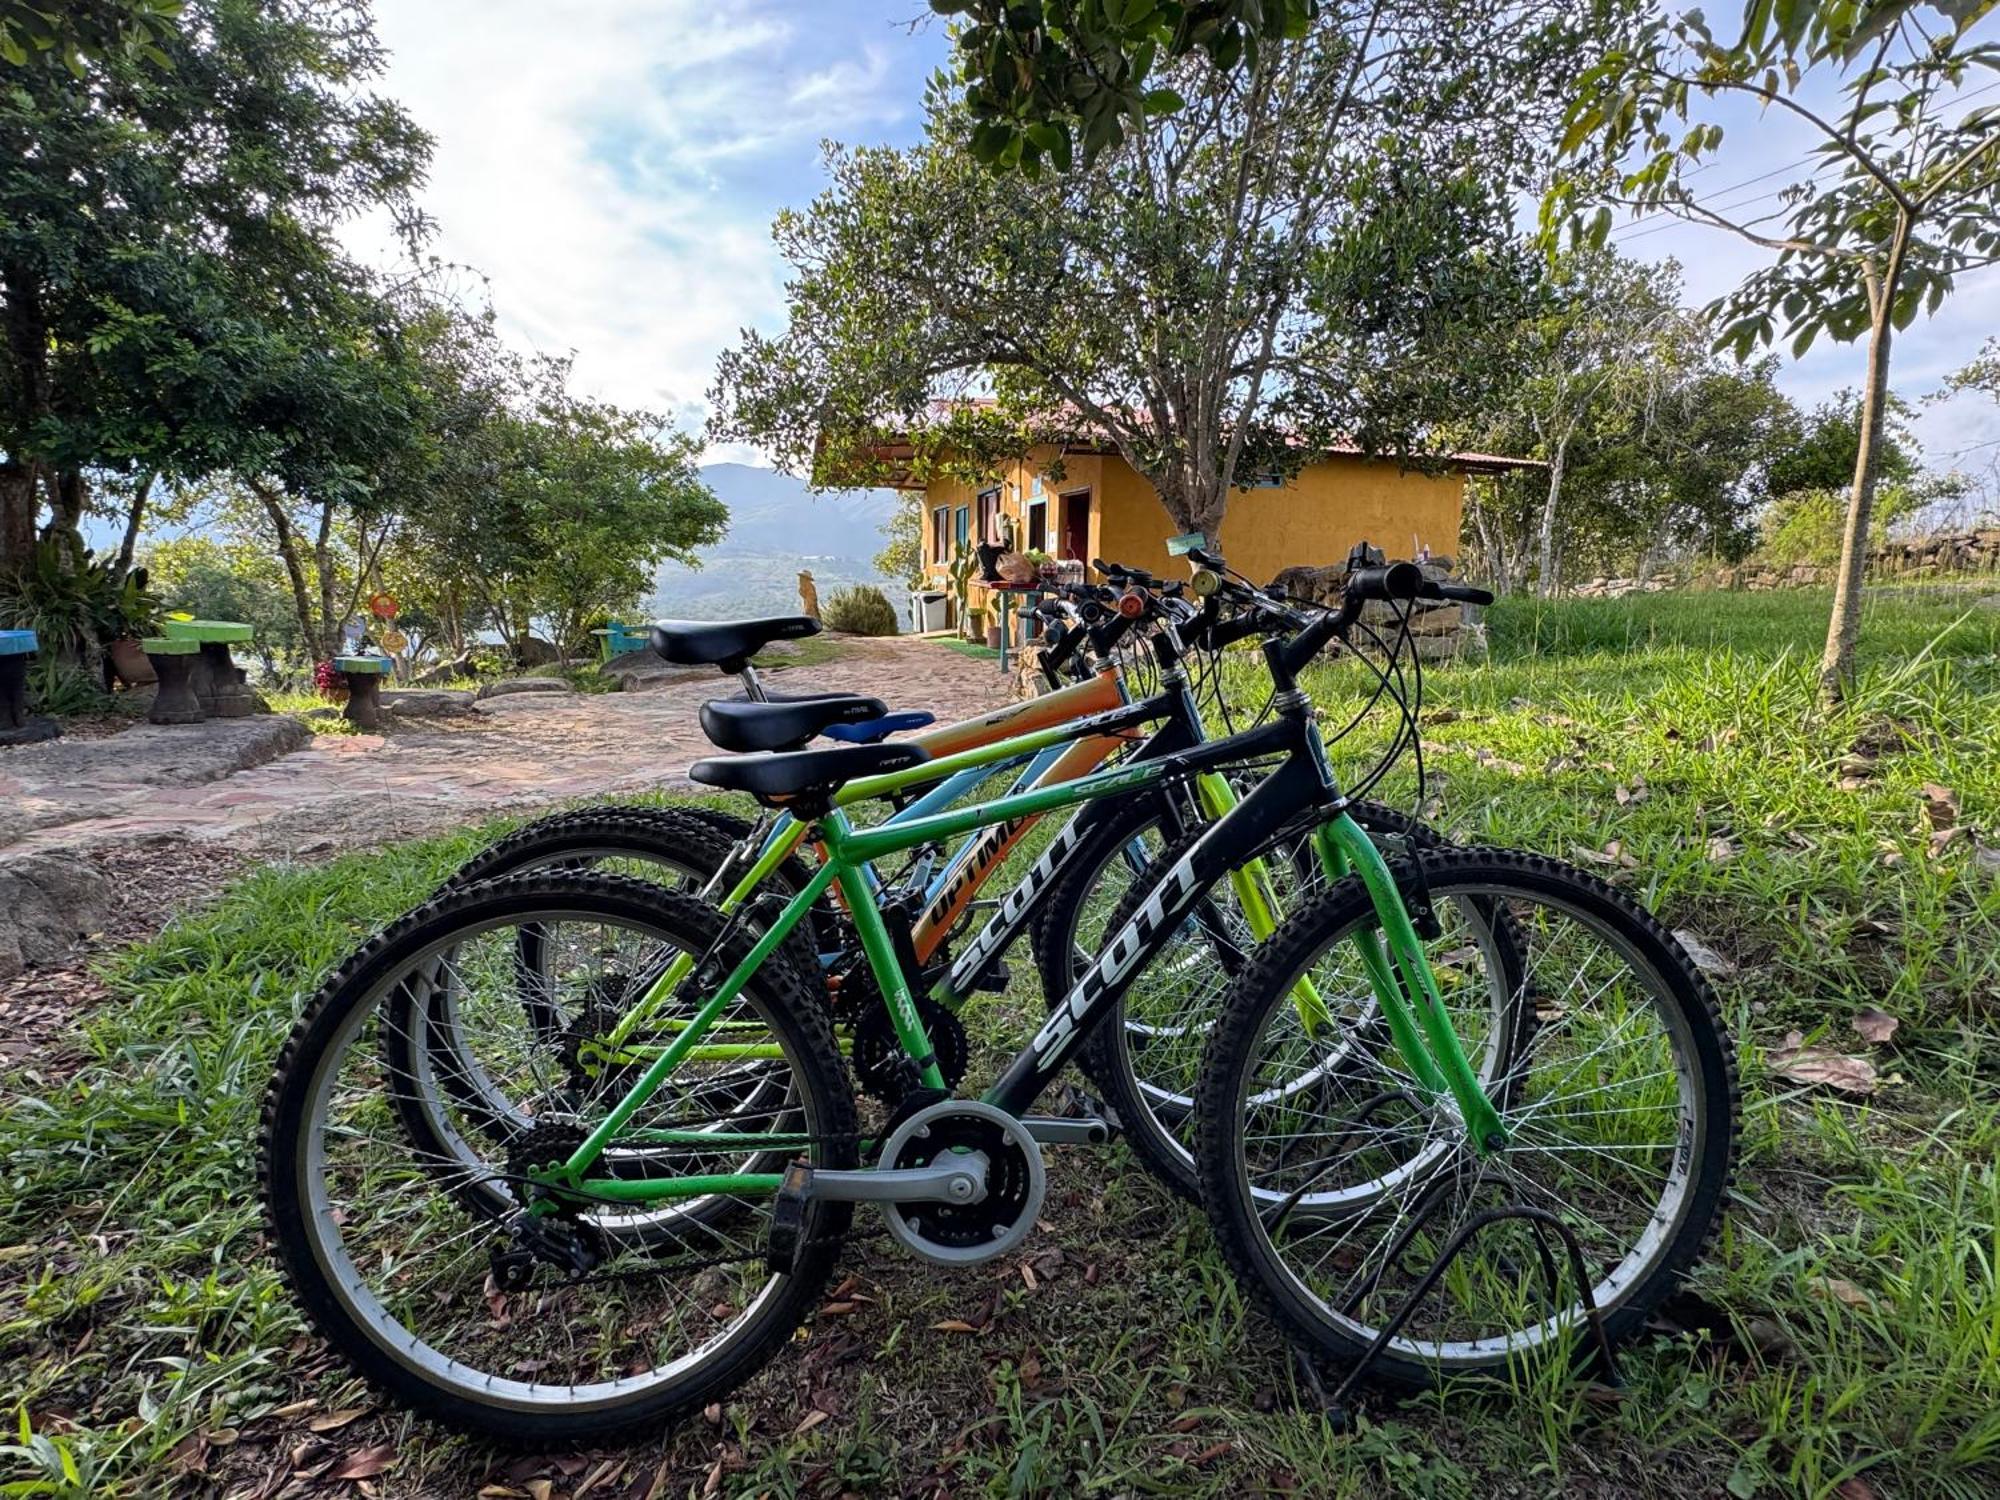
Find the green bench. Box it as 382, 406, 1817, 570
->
162, 619, 261, 718
335, 654, 393, 729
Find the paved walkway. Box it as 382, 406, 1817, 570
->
0, 637, 1014, 859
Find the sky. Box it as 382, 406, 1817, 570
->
353, 1, 2000, 482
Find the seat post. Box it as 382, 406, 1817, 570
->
734, 663, 769, 701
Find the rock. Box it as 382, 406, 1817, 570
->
0, 850, 113, 978
382, 689, 476, 719
0, 716, 61, 747
515, 636, 560, 667
412, 654, 480, 686
476, 677, 573, 701
1, 715, 308, 797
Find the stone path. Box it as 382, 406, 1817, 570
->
0, 636, 1013, 861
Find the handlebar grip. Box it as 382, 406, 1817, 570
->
1429, 581, 1495, 606
1041, 619, 1085, 678
1342, 562, 1424, 602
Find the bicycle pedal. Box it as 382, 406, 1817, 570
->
765, 1159, 815, 1275
972, 959, 1011, 993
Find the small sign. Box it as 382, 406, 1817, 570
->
368, 592, 400, 620
378, 627, 408, 655
1165, 532, 1206, 556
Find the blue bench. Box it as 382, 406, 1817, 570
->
592, 622, 653, 661
0, 629, 48, 739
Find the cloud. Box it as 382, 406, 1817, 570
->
348, 1, 938, 460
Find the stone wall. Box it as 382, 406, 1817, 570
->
1695, 528, 2000, 592
1269, 555, 1485, 660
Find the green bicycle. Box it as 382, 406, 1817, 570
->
260, 561, 1737, 1442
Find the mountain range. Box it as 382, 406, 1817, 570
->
645, 463, 908, 621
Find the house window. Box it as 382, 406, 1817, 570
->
976, 487, 1001, 545
954, 505, 970, 549
931, 506, 950, 564
1024, 496, 1047, 551
1238, 470, 1286, 490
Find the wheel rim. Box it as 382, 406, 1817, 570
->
292, 907, 827, 1409
1227, 879, 1707, 1367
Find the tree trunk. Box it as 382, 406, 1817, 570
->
0, 463, 36, 573
1, 261, 50, 576
313, 501, 341, 661
252, 480, 320, 660
112, 472, 155, 585
1818, 227, 1911, 706
1535, 441, 1569, 598
42, 469, 88, 561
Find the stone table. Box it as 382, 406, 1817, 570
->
337, 654, 393, 730
142, 636, 206, 724
163, 618, 260, 717
1, 628, 60, 746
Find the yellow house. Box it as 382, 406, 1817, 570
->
875, 439, 1533, 621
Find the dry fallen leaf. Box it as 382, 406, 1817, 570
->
1674, 931, 1735, 979
793, 1409, 829, 1436
1852, 1007, 1899, 1047
1704, 836, 1739, 864
1920, 783, 1960, 831
1769, 1032, 1878, 1096
328, 1443, 398, 1481
307, 1408, 367, 1435
930, 1319, 979, 1334
1806, 1275, 1880, 1312
1928, 826, 1969, 859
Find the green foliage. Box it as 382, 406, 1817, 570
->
405, 352, 726, 662
933, 0, 1317, 171
1765, 390, 1918, 500
0, 540, 159, 658
143, 532, 305, 668
0, 0, 178, 72
821, 583, 900, 636
874, 494, 925, 590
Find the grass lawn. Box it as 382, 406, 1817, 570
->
3, 585, 1997, 1497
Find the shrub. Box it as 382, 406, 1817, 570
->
822, 585, 899, 636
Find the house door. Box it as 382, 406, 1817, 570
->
1060, 491, 1091, 561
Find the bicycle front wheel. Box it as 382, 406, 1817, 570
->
260, 873, 857, 1444
1196, 848, 1737, 1388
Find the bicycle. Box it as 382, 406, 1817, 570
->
421, 580, 1469, 1202
261, 558, 1737, 1442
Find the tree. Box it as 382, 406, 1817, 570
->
406, 355, 725, 662
0, 0, 429, 578
1481, 248, 1702, 594
874, 494, 925, 591
1552, 0, 2000, 702
715, 4, 1573, 551
142, 531, 305, 674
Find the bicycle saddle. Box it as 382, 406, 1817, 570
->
649, 615, 820, 672
699, 693, 888, 753
688, 741, 929, 805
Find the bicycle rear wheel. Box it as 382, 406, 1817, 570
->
261, 873, 856, 1444
1197, 849, 1737, 1388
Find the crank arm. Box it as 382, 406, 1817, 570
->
1019, 1115, 1112, 1146
804, 1158, 988, 1205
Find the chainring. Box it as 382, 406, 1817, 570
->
851, 998, 969, 1103
877, 1100, 1045, 1265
